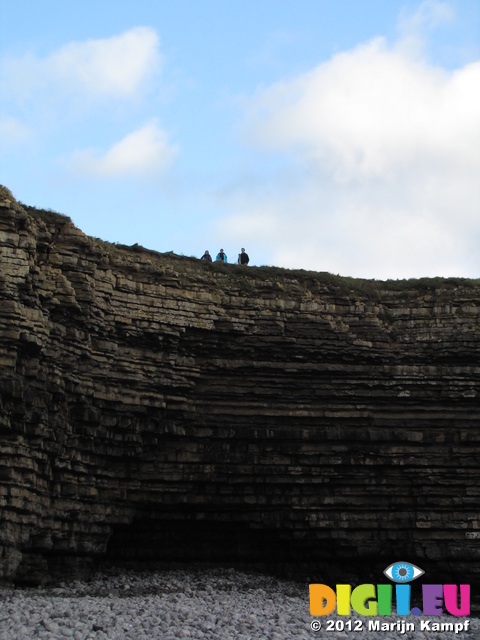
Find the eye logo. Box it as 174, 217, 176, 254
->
384, 561, 424, 583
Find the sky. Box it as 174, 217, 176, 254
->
1, 0, 479, 279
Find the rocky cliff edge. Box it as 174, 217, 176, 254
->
1, 186, 480, 589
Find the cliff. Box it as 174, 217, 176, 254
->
1, 185, 480, 589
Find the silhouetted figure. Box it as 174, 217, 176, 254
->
238, 248, 249, 265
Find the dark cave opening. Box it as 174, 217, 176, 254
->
104, 517, 292, 566
102, 515, 380, 585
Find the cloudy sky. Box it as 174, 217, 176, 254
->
1, 0, 479, 279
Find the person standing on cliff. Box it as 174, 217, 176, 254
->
238, 248, 249, 265
216, 249, 227, 263
201, 250, 212, 261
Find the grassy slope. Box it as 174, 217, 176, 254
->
8, 189, 480, 300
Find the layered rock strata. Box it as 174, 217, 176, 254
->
1, 187, 480, 588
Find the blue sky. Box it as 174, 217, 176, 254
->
1, 0, 479, 278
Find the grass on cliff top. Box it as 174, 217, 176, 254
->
0, 185, 14, 201
109, 243, 480, 298
0, 186, 72, 225
13, 193, 480, 298
21, 204, 72, 226
239, 265, 480, 297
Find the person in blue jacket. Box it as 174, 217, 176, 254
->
216, 249, 227, 263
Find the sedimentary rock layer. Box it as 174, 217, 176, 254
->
1, 187, 480, 586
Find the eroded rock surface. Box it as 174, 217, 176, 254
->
1, 187, 480, 586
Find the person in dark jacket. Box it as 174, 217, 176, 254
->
238, 248, 250, 265
216, 249, 227, 263
201, 250, 212, 261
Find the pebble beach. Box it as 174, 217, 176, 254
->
0, 566, 477, 640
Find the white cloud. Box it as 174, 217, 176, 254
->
243, 38, 480, 181
395, 0, 456, 61
50, 27, 161, 99
223, 23, 480, 279
398, 0, 455, 36
67, 121, 178, 179
1, 27, 161, 102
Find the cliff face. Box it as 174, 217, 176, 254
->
1, 188, 480, 587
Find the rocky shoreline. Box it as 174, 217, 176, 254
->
0, 566, 477, 640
